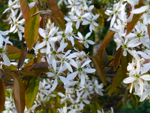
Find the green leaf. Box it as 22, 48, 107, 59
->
113, 47, 122, 71
121, 52, 132, 78
47, 0, 59, 17
13, 74, 25, 113
95, 9, 104, 27
90, 102, 102, 113
0, 77, 5, 112
91, 56, 107, 86
107, 67, 123, 94
25, 7, 40, 51
102, 0, 109, 4
131, 93, 138, 109
25, 77, 39, 109
7, 52, 34, 60
19, 0, 30, 20
98, 31, 115, 65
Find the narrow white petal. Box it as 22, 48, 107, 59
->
123, 77, 136, 84
141, 75, 150, 81
2, 53, 10, 66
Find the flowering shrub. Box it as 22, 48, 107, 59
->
1, 0, 150, 113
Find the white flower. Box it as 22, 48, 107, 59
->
76, 32, 94, 48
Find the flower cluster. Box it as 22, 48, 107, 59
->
106, 0, 150, 102
1, 0, 107, 113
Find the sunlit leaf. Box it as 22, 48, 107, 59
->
25, 7, 40, 51
25, 77, 39, 109
19, 0, 30, 20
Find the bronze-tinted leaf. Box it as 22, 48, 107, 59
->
17, 49, 28, 69
98, 31, 115, 65
25, 77, 39, 109
113, 47, 122, 71
31, 62, 49, 69
0, 77, 5, 112
51, 10, 66, 30
91, 56, 107, 86
47, 0, 59, 17
13, 74, 25, 113
19, 0, 30, 20
6, 45, 21, 54
126, 2, 144, 35
107, 67, 123, 94
25, 7, 40, 51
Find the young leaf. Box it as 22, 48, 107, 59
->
98, 31, 115, 65
0, 77, 5, 112
6, 45, 21, 54
47, 0, 60, 17
17, 49, 28, 69
25, 77, 39, 109
51, 10, 66, 30
13, 74, 25, 113
113, 47, 122, 71
126, 2, 144, 35
91, 56, 107, 86
25, 7, 40, 51
19, 0, 30, 20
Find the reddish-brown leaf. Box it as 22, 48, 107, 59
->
6, 45, 21, 54
126, 2, 144, 35
25, 7, 40, 51
98, 31, 115, 65
0, 77, 5, 112
17, 49, 28, 69
113, 47, 122, 71
51, 10, 66, 30
91, 56, 107, 86
13, 74, 25, 113
19, 0, 30, 20
47, 0, 59, 17
31, 62, 49, 69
